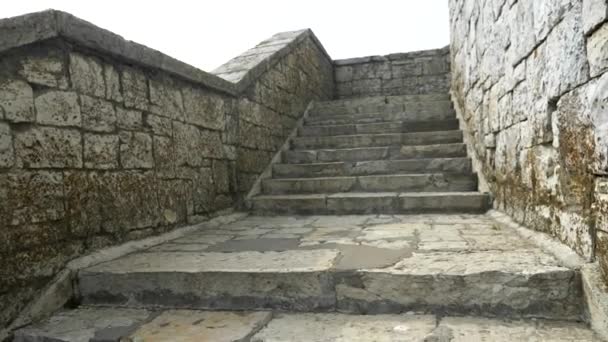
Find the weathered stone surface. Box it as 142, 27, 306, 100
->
119, 131, 153, 169
0, 122, 13, 168
144, 113, 171, 136
19, 53, 68, 89
115, 106, 142, 130
104, 64, 123, 102
69, 52, 105, 97
182, 86, 225, 130
121, 66, 148, 110
583, 0, 608, 34
129, 310, 271, 342
80, 95, 116, 132
34, 91, 81, 127
252, 313, 436, 341
149, 76, 184, 120
587, 22, 608, 78
0, 79, 35, 122
15, 126, 82, 168
13, 308, 150, 342
83, 133, 118, 169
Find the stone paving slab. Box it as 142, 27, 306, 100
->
15, 308, 602, 341
77, 214, 583, 319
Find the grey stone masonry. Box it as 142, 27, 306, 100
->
334, 47, 451, 98
250, 93, 490, 215
0, 10, 333, 332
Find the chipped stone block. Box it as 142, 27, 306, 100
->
115, 106, 142, 130
104, 64, 123, 102
0, 79, 35, 122
80, 95, 116, 132
69, 52, 105, 97
19, 53, 68, 89
121, 66, 148, 110
35, 91, 81, 127
587, 22, 608, 78
0, 122, 14, 168
182, 86, 225, 130
83, 133, 119, 169
583, 0, 608, 34
119, 131, 153, 169
15, 126, 82, 168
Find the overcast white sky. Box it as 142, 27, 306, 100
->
2, 1, 450, 71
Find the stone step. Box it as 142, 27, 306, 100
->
283, 143, 468, 163
298, 119, 459, 136
251, 192, 490, 215
273, 158, 472, 178
291, 130, 463, 150
74, 214, 581, 320
304, 111, 456, 126
262, 174, 478, 194
311, 94, 453, 116
15, 309, 600, 341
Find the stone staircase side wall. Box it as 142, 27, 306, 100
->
0, 10, 334, 330
448, 0, 608, 284
333, 47, 450, 98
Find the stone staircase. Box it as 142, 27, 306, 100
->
251, 93, 490, 215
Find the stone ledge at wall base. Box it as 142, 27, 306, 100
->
0, 211, 248, 341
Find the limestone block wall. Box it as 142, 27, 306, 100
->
0, 11, 333, 329
449, 0, 608, 282
334, 47, 450, 98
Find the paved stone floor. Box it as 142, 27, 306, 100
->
16, 307, 601, 341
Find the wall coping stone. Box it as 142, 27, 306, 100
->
0, 10, 332, 96
334, 45, 450, 66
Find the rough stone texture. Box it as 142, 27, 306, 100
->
0, 11, 333, 331
449, 0, 608, 284
78, 214, 580, 319
334, 47, 450, 98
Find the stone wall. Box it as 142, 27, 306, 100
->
449, 0, 608, 282
0, 10, 333, 329
334, 47, 450, 98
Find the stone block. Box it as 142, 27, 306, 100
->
153, 135, 176, 178
83, 133, 119, 169
19, 53, 68, 89
0, 122, 14, 168
591, 73, 608, 173
587, 22, 608, 78
119, 131, 153, 169
335, 66, 353, 83
15, 126, 82, 168
144, 113, 172, 136
158, 179, 192, 225
391, 60, 423, 78
116, 106, 142, 130
104, 64, 123, 102
69, 52, 105, 97
352, 79, 382, 95
35, 91, 81, 127
121, 66, 148, 110
80, 95, 116, 132
192, 167, 214, 213
149, 77, 184, 120
583, 0, 608, 34
0, 79, 35, 122
2, 171, 64, 226
213, 159, 231, 194
509, 0, 536, 65
533, 0, 573, 41
182, 86, 225, 130
173, 121, 202, 167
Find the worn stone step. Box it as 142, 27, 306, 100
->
305, 111, 456, 126
283, 143, 468, 163
273, 158, 472, 178
15, 309, 600, 341
262, 174, 478, 194
291, 130, 463, 150
251, 192, 490, 215
311, 94, 453, 116
298, 119, 459, 136
75, 213, 581, 320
